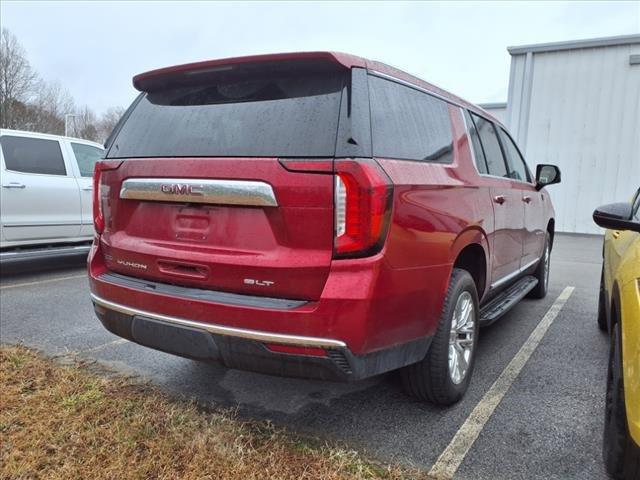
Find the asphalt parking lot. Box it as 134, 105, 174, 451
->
0, 233, 608, 479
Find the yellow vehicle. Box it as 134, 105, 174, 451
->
593, 188, 640, 480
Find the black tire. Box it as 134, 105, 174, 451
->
603, 322, 640, 479
527, 234, 550, 299
597, 267, 609, 332
401, 268, 479, 406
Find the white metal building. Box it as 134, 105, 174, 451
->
495, 35, 640, 234
478, 102, 507, 124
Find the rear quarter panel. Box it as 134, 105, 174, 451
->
372, 106, 493, 343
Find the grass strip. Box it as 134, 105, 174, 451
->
0, 345, 423, 480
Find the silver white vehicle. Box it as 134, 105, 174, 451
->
0, 129, 104, 262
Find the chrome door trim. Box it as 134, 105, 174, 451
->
0, 245, 91, 262
90, 293, 347, 349
490, 257, 540, 289
119, 178, 278, 207
3, 221, 83, 227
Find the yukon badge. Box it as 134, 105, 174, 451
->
116, 259, 148, 270
160, 183, 203, 195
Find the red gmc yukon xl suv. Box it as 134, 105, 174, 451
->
89, 52, 560, 405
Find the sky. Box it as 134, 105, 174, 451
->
2, 1, 639, 115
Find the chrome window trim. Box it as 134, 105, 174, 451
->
490, 257, 540, 289
120, 178, 278, 207
460, 107, 488, 176
368, 70, 463, 110
478, 172, 535, 185
90, 293, 347, 349
368, 71, 534, 181
495, 126, 535, 185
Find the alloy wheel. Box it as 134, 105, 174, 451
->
448, 291, 475, 385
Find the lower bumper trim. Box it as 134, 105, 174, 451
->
90, 293, 346, 349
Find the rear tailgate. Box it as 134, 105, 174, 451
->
100, 158, 334, 300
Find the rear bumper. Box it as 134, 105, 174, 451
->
92, 294, 431, 381
88, 237, 447, 381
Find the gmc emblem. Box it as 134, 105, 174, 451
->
160, 184, 203, 195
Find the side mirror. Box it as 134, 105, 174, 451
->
535, 164, 561, 191
593, 202, 640, 233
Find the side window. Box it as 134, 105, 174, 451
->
463, 109, 488, 174
497, 128, 531, 182
470, 113, 508, 178
368, 75, 453, 163
71, 143, 104, 177
0, 135, 67, 176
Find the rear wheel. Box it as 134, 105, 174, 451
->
603, 322, 640, 479
401, 268, 478, 406
597, 267, 608, 332
527, 234, 550, 299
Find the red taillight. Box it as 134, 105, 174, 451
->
92, 160, 122, 234
333, 159, 393, 258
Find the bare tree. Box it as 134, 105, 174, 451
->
31, 80, 75, 134
71, 105, 99, 141
0, 28, 39, 129
1, 28, 124, 141
96, 106, 125, 143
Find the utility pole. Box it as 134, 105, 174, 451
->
65, 113, 79, 137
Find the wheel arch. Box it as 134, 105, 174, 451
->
609, 281, 622, 333
450, 227, 490, 300
547, 218, 555, 251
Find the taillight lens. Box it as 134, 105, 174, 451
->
333, 159, 393, 258
92, 160, 122, 235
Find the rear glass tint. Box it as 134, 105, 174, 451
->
107, 71, 344, 158
368, 75, 453, 163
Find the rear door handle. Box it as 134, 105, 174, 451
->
2, 182, 26, 189
522, 196, 532, 203
82, 186, 93, 191
493, 195, 506, 205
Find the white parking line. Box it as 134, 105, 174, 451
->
428, 286, 575, 480
0, 274, 87, 290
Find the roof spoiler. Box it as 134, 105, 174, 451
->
133, 51, 364, 92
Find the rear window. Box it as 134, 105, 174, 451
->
368, 75, 453, 162
107, 71, 345, 158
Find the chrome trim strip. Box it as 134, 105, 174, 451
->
460, 107, 484, 175
490, 257, 540, 289
368, 70, 510, 130
120, 178, 278, 207
477, 173, 535, 186
369, 70, 461, 109
90, 293, 347, 349
0, 245, 91, 261
3, 222, 82, 227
